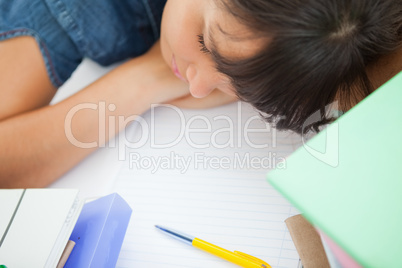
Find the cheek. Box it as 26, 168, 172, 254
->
160, 1, 187, 65
170, 29, 199, 61
161, 1, 203, 59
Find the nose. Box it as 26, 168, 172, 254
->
186, 64, 215, 98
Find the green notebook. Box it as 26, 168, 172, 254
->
268, 71, 402, 268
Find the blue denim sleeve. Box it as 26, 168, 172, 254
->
44, 0, 167, 66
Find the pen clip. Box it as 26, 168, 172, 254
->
234, 251, 271, 268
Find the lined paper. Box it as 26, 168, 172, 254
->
112, 102, 302, 267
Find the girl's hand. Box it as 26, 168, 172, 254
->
124, 40, 190, 105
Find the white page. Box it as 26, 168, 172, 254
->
112, 102, 302, 268
0, 190, 24, 241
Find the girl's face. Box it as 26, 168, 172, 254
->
160, 0, 263, 98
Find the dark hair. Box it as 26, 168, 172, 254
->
214, 0, 402, 134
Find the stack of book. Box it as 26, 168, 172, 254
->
268, 71, 402, 267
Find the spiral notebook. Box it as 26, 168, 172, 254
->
112, 102, 303, 268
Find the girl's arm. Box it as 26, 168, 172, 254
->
0, 41, 188, 188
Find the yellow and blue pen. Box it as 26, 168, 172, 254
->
155, 225, 271, 268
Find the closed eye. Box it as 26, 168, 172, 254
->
197, 34, 211, 54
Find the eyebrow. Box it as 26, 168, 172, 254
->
204, 25, 227, 66
207, 22, 244, 55
216, 23, 251, 42
206, 23, 254, 66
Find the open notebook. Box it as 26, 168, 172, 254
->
112, 102, 303, 268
